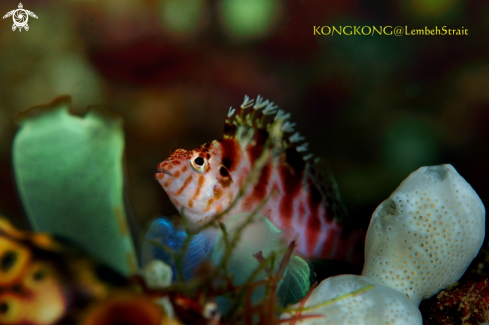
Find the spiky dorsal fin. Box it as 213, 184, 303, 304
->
223, 95, 314, 163
223, 95, 349, 224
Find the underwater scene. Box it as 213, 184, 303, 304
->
1, 0, 489, 324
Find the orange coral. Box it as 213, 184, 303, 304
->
0, 217, 127, 324
79, 290, 179, 325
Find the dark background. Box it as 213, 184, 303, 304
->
1, 0, 488, 243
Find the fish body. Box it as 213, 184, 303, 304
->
155, 95, 363, 262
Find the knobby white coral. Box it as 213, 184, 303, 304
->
282, 275, 421, 325
362, 164, 485, 305
282, 164, 485, 325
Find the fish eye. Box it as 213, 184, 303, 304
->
190, 156, 208, 173
195, 157, 204, 166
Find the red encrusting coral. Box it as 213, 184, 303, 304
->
419, 278, 489, 325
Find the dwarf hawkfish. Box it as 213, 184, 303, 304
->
147, 95, 364, 272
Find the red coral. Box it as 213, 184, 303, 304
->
420, 278, 489, 325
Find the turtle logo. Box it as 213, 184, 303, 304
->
3, 3, 38, 32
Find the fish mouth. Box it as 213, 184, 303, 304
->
157, 166, 174, 178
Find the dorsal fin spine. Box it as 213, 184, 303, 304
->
224, 95, 315, 162
245, 110, 256, 127
257, 114, 267, 128
262, 102, 278, 115
253, 95, 269, 110
296, 142, 309, 152
303, 153, 314, 161
289, 132, 305, 143
224, 106, 238, 138
241, 95, 255, 109
255, 111, 265, 128
274, 109, 291, 122
227, 106, 236, 117
235, 108, 244, 124
281, 121, 296, 132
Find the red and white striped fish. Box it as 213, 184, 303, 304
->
155, 95, 364, 262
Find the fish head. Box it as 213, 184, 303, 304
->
155, 141, 238, 224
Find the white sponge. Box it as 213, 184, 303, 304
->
362, 164, 485, 305
281, 275, 422, 325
